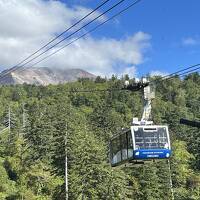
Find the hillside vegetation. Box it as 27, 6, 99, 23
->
0, 73, 199, 200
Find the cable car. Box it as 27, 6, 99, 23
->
109, 78, 172, 166
110, 125, 171, 166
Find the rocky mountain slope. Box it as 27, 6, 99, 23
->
0, 67, 96, 85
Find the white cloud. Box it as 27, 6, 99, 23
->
0, 0, 151, 76
116, 66, 137, 78
182, 37, 199, 46
41, 32, 151, 76
150, 70, 168, 77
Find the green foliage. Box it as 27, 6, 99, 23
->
0, 74, 199, 199
0, 157, 16, 199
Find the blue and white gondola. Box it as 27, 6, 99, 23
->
110, 125, 171, 166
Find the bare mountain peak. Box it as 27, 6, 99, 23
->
0, 67, 96, 85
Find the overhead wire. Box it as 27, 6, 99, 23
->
151, 64, 200, 85
17, 0, 142, 73
4, 0, 111, 74
166, 67, 200, 80
67, 88, 124, 93
0, 0, 199, 93
67, 64, 200, 93
166, 63, 200, 79
151, 63, 200, 84
1, 0, 128, 78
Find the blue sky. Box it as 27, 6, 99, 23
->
0, 0, 200, 77
64, 0, 200, 76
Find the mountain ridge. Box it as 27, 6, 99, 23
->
0, 67, 96, 85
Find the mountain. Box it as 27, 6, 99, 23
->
0, 67, 96, 85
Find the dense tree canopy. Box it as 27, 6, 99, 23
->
0, 73, 199, 199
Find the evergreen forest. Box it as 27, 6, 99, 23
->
0, 73, 200, 200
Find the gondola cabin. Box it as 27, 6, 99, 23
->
110, 125, 171, 166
